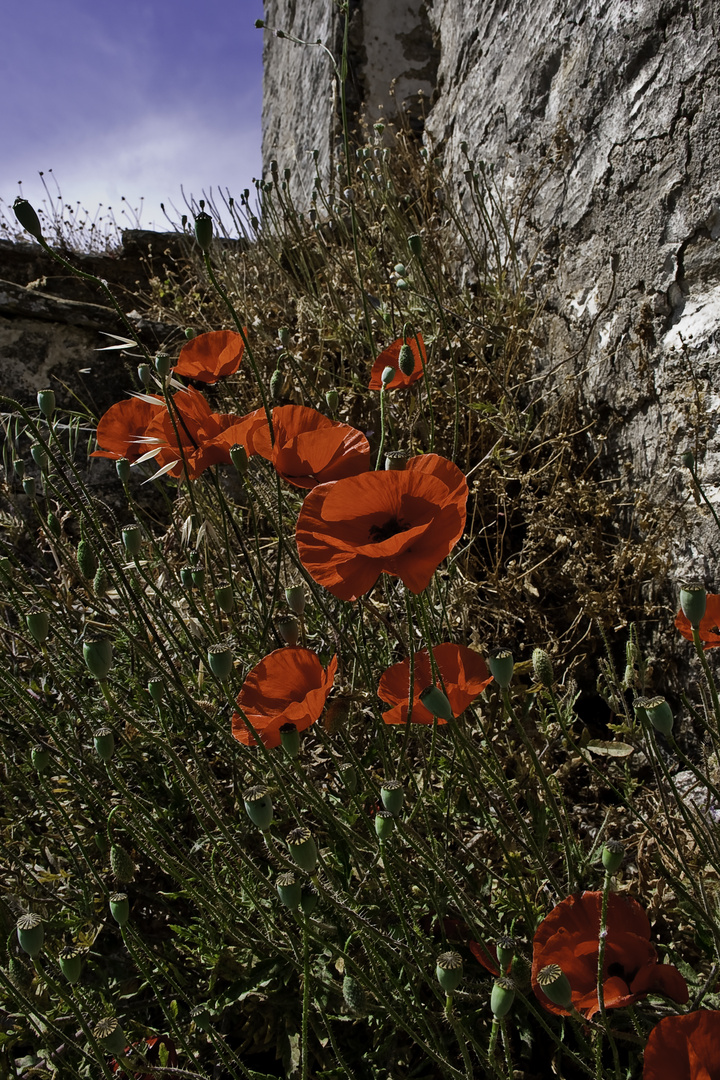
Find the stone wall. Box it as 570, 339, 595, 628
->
262, 0, 720, 581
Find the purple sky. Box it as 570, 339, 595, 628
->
2, 0, 264, 232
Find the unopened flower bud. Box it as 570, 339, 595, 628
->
601, 840, 625, 874
278, 326, 291, 348
194, 211, 213, 251
537, 964, 573, 1010
110, 843, 135, 884
491, 976, 516, 1017
487, 648, 514, 688
16, 913, 44, 957
532, 648, 554, 689
436, 951, 463, 992
276, 871, 302, 910
244, 785, 274, 830
207, 644, 233, 681
37, 388, 56, 418
680, 581, 707, 628
13, 198, 44, 241
280, 723, 301, 758
77, 539, 98, 579
94, 564, 110, 597
287, 826, 317, 872
380, 779, 404, 816
680, 450, 695, 469
270, 369, 285, 400
419, 685, 454, 721
398, 344, 415, 377
184, 327, 196, 340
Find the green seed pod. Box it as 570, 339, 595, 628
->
338, 762, 358, 794
287, 826, 317, 872
325, 389, 339, 412
496, 936, 516, 973
278, 326, 291, 348
94, 832, 110, 853
276, 871, 302, 910
191, 566, 206, 589
115, 457, 131, 483
93, 726, 115, 761
122, 524, 143, 557
396, 278, 409, 290
13, 197, 44, 241
394, 263, 407, 276
214, 581, 234, 614
408, 234, 423, 257
487, 649, 514, 688
26, 609, 50, 644
375, 810, 396, 841
278, 618, 299, 646
207, 644, 233, 681
602, 839, 625, 874
31, 744, 51, 773
644, 695, 674, 736
191, 1004, 212, 1032
185, 327, 197, 340
537, 963, 573, 1010
37, 388, 56, 418
147, 677, 164, 704
187, 548, 199, 565
243, 785, 274, 831
46, 510, 61, 538
230, 444, 248, 475
77, 539, 98, 579
380, 780, 404, 816
280, 723, 301, 759
180, 565, 193, 588
532, 648, 554, 689
93, 1017, 127, 1057
436, 951, 463, 993
31, 443, 49, 471
109, 892, 130, 926
381, 366, 395, 387
300, 887, 318, 915
680, 581, 707, 628
110, 844, 135, 884
194, 211, 213, 251
398, 344, 415, 377
58, 945, 83, 984
419, 685, 454, 721
342, 974, 367, 1016
13, 458, 25, 479
680, 450, 695, 469
285, 585, 306, 616
22, 477, 36, 498
137, 362, 151, 388
155, 352, 172, 377
384, 451, 407, 473
94, 564, 110, 597
16, 913, 44, 957
83, 639, 113, 681
491, 976, 516, 1018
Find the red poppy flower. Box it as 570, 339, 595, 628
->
643, 1011, 720, 1080
295, 453, 468, 601
112, 1035, 177, 1078
378, 643, 492, 725
231, 646, 338, 748
675, 593, 720, 649
174, 329, 245, 383
90, 396, 165, 462
144, 389, 265, 480
369, 334, 427, 390
531, 891, 688, 1019
250, 405, 370, 488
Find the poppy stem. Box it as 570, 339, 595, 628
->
596, 870, 622, 1080
30, 959, 117, 1080
375, 385, 389, 469
691, 625, 720, 725
301, 916, 310, 1080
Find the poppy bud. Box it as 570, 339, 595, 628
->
13, 458, 25, 479
408, 234, 423, 257
325, 389, 339, 412
396, 278, 409, 290
84, 639, 113, 681
122, 524, 143, 557
94, 564, 110, 597
94, 726, 115, 761
14, 197, 44, 240
491, 976, 516, 1018
338, 762, 358, 794
58, 945, 83, 984
109, 892, 130, 926
230, 444, 248, 475
278, 617, 299, 646
487, 648, 514, 688
77, 539, 98, 579
110, 843, 135, 884
191, 566, 206, 589
115, 458, 130, 484
537, 963, 573, 1010
375, 810, 396, 840
46, 510, 61, 538
26, 609, 50, 644
496, 936, 516, 973
394, 263, 407, 276
31, 443, 49, 470
270, 369, 285, 400
398, 344, 415, 377
31, 744, 51, 773
194, 211, 213, 251
94, 1017, 126, 1056
680, 581, 707, 627
680, 450, 695, 469
532, 648, 554, 689
601, 839, 625, 874
287, 826, 317, 872
214, 581, 234, 614
254, 18, 265, 27
343, 974, 367, 1015
278, 326, 291, 348
285, 585, 306, 616
94, 832, 109, 853
385, 450, 408, 471
23, 477, 36, 498
16, 913, 44, 957
137, 363, 151, 388
300, 886, 318, 915
419, 685, 454, 721
644, 695, 674, 735
244, 785, 274, 830
436, 951, 463, 992
276, 871, 302, 910
147, 677, 164, 704
155, 352, 172, 377
380, 779, 404, 816
207, 644, 234, 682
280, 723, 301, 758
185, 327, 196, 340
37, 388, 56, 418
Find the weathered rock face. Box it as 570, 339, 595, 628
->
262, 0, 720, 581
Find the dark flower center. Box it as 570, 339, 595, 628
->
369, 516, 411, 543
606, 961, 631, 983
